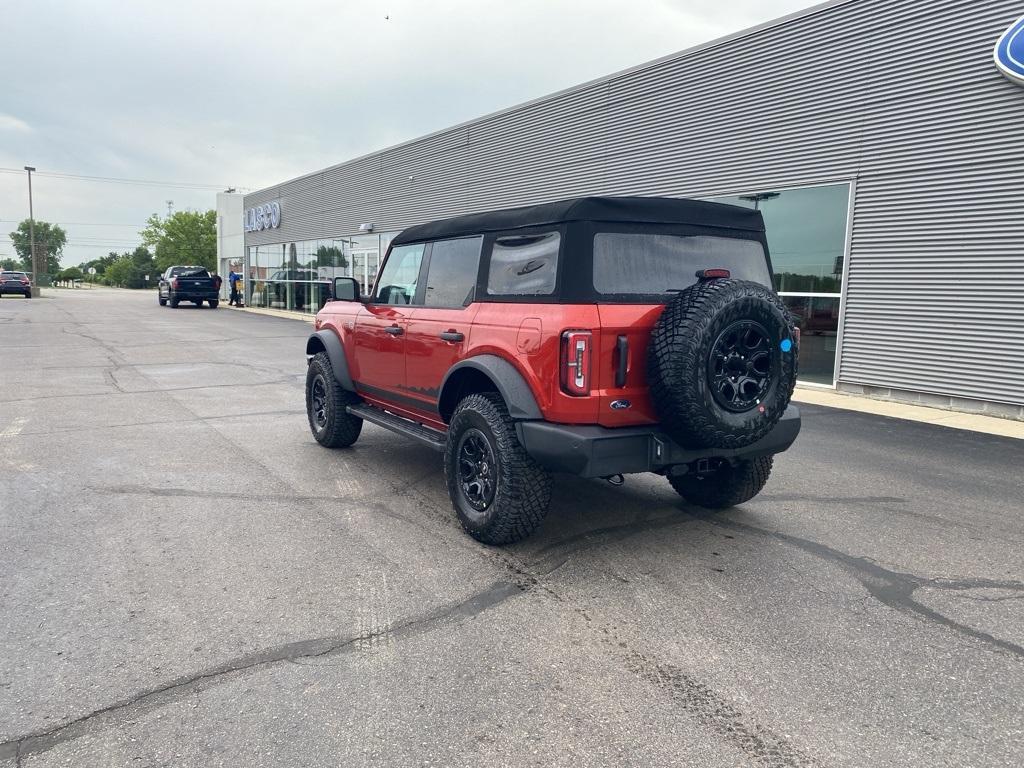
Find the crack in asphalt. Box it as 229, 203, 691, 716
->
91, 484, 331, 504
6, 409, 307, 438
0, 581, 525, 762
707, 518, 1024, 660
529, 508, 1024, 659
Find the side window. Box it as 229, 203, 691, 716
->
423, 237, 483, 308
486, 231, 559, 296
373, 243, 425, 305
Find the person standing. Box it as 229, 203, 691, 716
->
228, 267, 242, 306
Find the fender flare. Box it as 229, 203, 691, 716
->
306, 330, 354, 391
439, 355, 543, 421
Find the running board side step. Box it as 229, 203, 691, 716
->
346, 403, 447, 452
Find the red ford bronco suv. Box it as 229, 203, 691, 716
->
306, 196, 800, 544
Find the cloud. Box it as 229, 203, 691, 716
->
0, 114, 31, 133
0, 0, 820, 266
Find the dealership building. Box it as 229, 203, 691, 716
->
223, 0, 1024, 419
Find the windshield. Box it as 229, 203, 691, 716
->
592, 232, 771, 296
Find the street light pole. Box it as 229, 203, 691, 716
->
24, 166, 39, 297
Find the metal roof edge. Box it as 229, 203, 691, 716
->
244, 0, 860, 201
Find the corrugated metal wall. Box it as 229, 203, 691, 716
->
245, 0, 1024, 408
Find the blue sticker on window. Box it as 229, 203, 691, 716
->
780, 338, 793, 353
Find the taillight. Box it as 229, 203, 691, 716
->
20, 277, 29, 285
171, 278, 179, 289
560, 330, 592, 396
214, 275, 222, 289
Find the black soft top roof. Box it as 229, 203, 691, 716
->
391, 195, 764, 245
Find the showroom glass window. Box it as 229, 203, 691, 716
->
710, 183, 850, 385
244, 232, 400, 315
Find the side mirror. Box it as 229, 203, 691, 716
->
332, 277, 360, 302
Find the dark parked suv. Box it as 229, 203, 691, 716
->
306, 196, 800, 544
0, 271, 32, 298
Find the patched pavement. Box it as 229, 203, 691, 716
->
1, 288, 1022, 767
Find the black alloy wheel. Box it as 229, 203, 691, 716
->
305, 351, 362, 448
444, 392, 551, 545
708, 320, 773, 413
456, 429, 497, 513
310, 373, 329, 431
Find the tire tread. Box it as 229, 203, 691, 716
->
445, 392, 551, 545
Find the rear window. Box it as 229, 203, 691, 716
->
171, 267, 209, 277
2, 272, 26, 278
592, 233, 770, 296
486, 232, 559, 296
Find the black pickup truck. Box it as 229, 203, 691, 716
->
158, 266, 222, 308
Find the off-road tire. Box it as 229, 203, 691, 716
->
169, 296, 179, 308
669, 456, 773, 509
209, 300, 219, 308
306, 352, 362, 448
648, 279, 797, 450
445, 392, 552, 545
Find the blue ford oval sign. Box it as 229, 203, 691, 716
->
994, 15, 1024, 86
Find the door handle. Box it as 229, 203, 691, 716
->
615, 335, 629, 388
384, 325, 403, 336
439, 331, 464, 342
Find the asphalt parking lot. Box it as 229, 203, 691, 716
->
1, 287, 1022, 767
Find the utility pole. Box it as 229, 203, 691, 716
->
166, 200, 174, 218
24, 166, 39, 297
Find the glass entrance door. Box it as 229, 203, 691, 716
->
349, 250, 380, 295
711, 183, 851, 385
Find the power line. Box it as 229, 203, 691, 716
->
0, 167, 248, 191
0, 219, 147, 227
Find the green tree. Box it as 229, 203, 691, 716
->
57, 267, 84, 284
314, 244, 347, 270
79, 252, 120, 279
1, 257, 21, 271
141, 210, 216, 273
8, 219, 67, 278
103, 255, 132, 287
103, 247, 155, 288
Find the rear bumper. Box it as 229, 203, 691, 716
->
516, 406, 801, 478
0, 287, 30, 295
170, 290, 218, 300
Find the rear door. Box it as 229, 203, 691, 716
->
405, 237, 484, 413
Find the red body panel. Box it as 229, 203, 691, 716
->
316, 297, 668, 430
352, 303, 413, 401
404, 304, 481, 425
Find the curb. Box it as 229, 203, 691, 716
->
793, 387, 1023, 440
221, 304, 315, 324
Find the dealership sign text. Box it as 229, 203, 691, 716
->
245, 202, 281, 232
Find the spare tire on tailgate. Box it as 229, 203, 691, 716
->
647, 278, 798, 450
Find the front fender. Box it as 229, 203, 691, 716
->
306, 330, 354, 391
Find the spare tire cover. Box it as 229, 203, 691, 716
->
647, 278, 798, 450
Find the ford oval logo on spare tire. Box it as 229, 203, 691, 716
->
994, 15, 1024, 86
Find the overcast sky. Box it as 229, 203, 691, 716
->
1, 0, 820, 267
